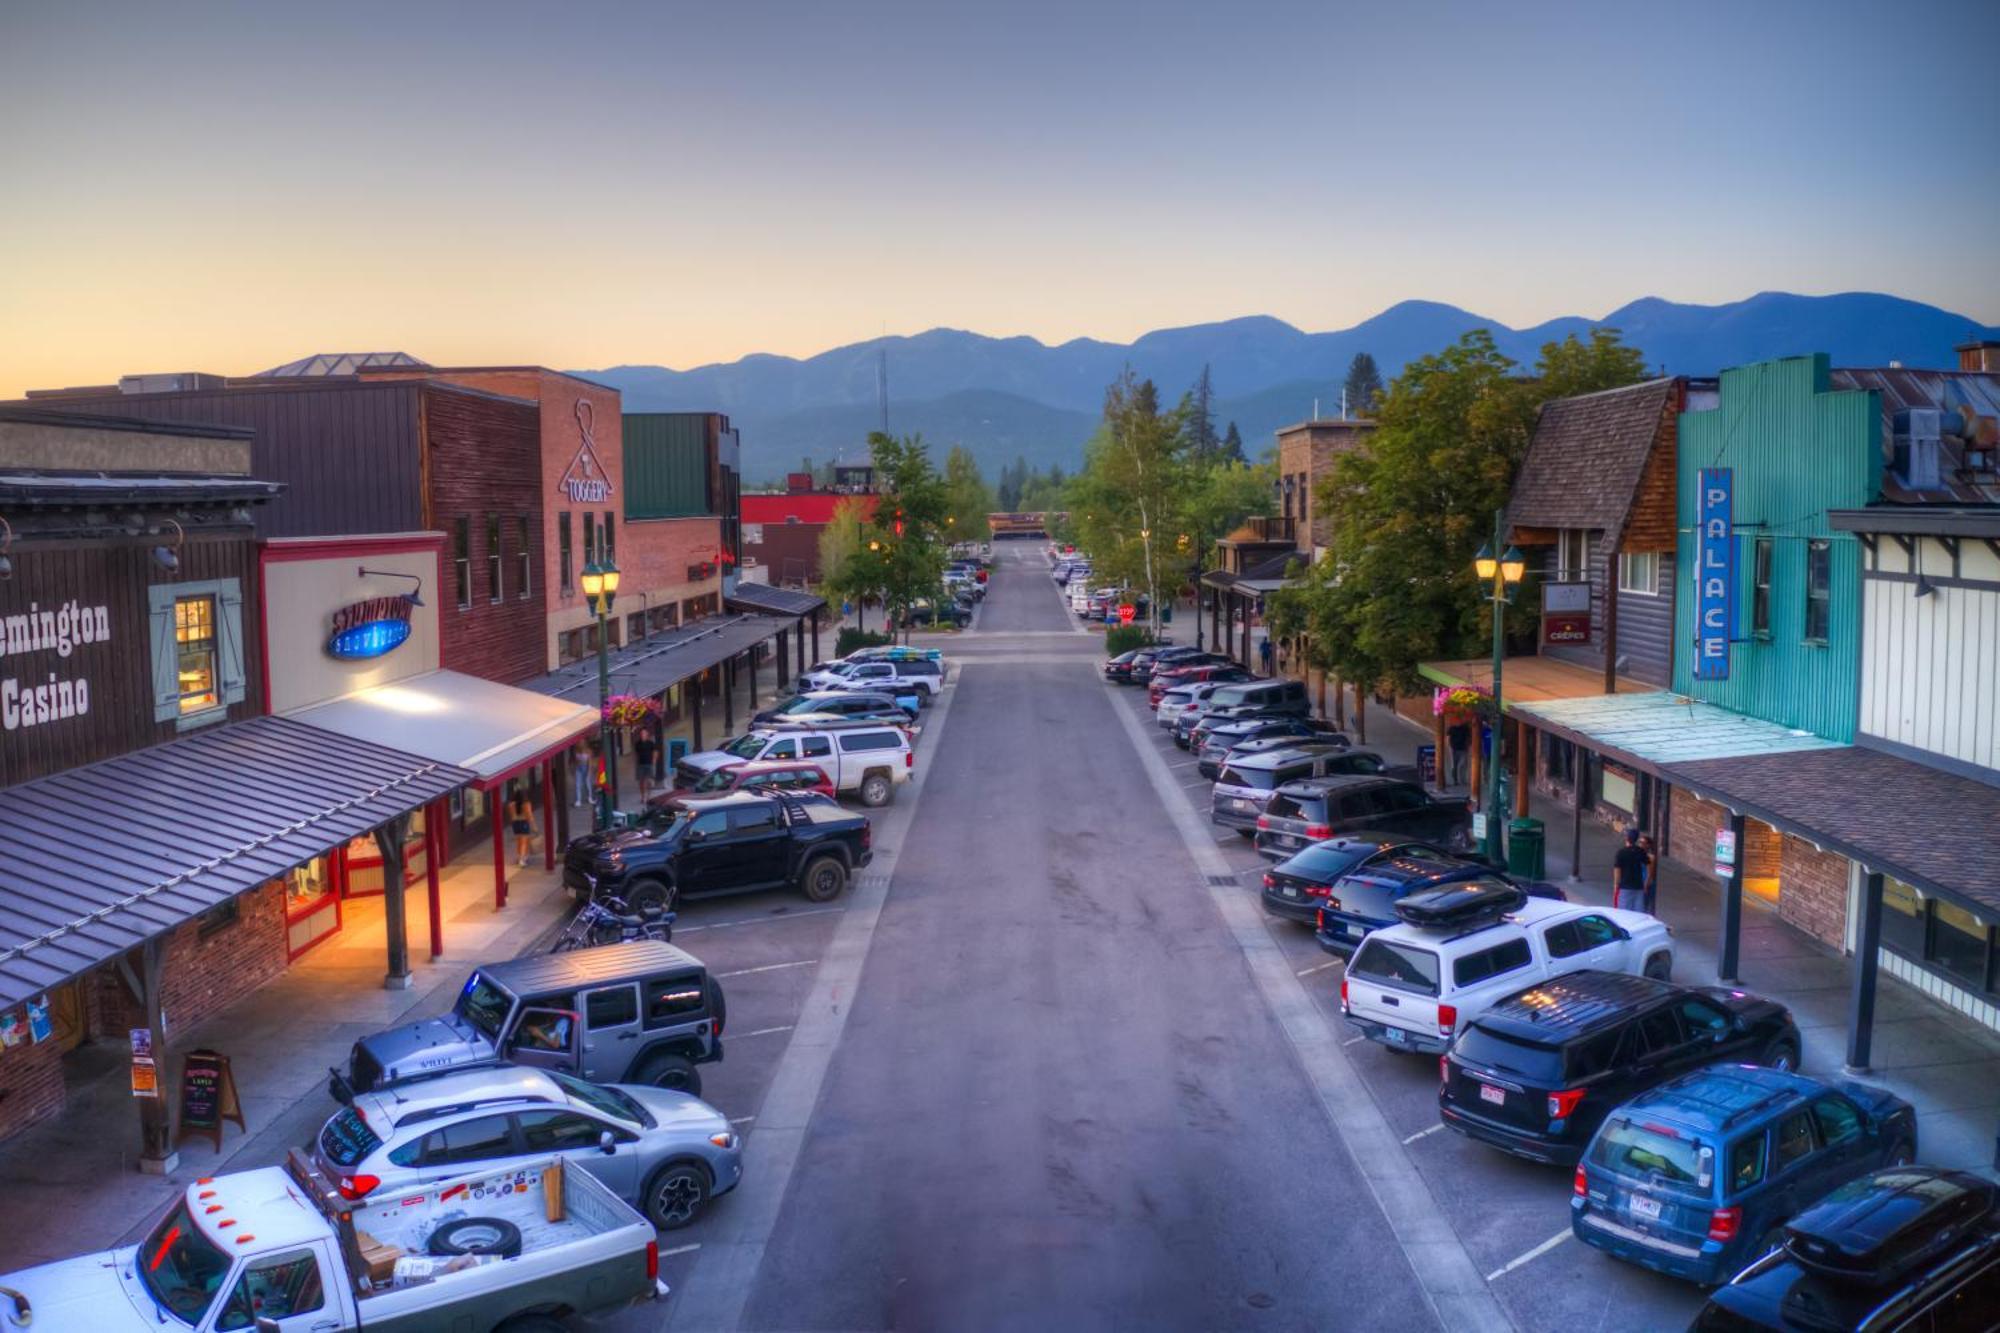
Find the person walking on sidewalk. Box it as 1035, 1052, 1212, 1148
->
1259, 637, 1274, 675
1637, 832, 1660, 915
633, 725, 658, 802
507, 788, 536, 868
1612, 827, 1649, 912
570, 739, 592, 807
1446, 720, 1471, 787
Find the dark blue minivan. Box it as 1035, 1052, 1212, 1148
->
1571, 1065, 1917, 1286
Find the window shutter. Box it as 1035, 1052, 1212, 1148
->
148, 586, 179, 722
216, 580, 247, 707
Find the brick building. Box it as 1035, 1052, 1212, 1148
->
1274, 417, 1374, 559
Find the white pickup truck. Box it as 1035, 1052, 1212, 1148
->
0, 1150, 664, 1333
673, 724, 914, 806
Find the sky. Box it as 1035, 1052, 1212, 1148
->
3, 0, 1997, 396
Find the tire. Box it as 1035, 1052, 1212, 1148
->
626, 877, 677, 915
1237, 829, 1256, 840
858, 773, 893, 808
427, 1217, 523, 1259
799, 855, 849, 903
1760, 1038, 1800, 1073
634, 1052, 700, 1096
644, 1161, 712, 1231
1642, 952, 1673, 980
1886, 1137, 1915, 1168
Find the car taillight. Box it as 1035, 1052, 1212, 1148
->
1305, 883, 1331, 898
861, 821, 872, 849
905, 750, 914, 768
337, 1174, 380, 1200
1436, 1004, 1458, 1040
1262, 872, 1276, 889
1572, 1165, 1588, 1197
1547, 1088, 1587, 1120
1255, 815, 1270, 831
1707, 1207, 1742, 1242
1304, 824, 1333, 839
1339, 976, 1349, 1013
646, 1238, 659, 1281
1316, 907, 1327, 930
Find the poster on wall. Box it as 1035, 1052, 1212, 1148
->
131, 1057, 159, 1099
0, 1011, 21, 1049
25, 994, 51, 1043
1714, 827, 1738, 879
1695, 467, 1734, 680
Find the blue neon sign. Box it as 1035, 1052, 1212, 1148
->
327, 595, 414, 661
1694, 467, 1733, 681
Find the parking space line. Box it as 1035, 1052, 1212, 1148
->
673, 907, 844, 934
1484, 1229, 1570, 1283
1342, 1034, 1365, 1046
1296, 959, 1341, 976
729, 1116, 756, 1126
1402, 1123, 1446, 1145
661, 1243, 702, 1257
732, 1025, 795, 1039
715, 960, 819, 979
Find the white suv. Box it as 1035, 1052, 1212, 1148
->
1340, 885, 1673, 1055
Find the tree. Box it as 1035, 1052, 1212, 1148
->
1343, 352, 1383, 416
817, 495, 879, 621
941, 445, 995, 540
1180, 364, 1219, 459
863, 431, 950, 641
1220, 421, 1246, 463
1067, 370, 1185, 638
997, 454, 1029, 511
1535, 327, 1649, 400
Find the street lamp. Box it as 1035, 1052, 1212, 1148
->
1472, 509, 1526, 864
580, 557, 622, 830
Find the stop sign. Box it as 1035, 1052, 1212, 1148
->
1118, 603, 1136, 624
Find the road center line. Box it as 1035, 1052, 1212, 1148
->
715, 960, 818, 978
1484, 1229, 1571, 1283
1106, 677, 1510, 1333
1402, 1123, 1446, 1144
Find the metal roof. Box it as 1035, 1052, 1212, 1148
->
258, 351, 430, 378
1509, 691, 1841, 769
519, 614, 785, 705
0, 470, 282, 507
287, 669, 598, 786
0, 715, 470, 1010
726, 582, 827, 617
1831, 368, 2000, 506
479, 939, 705, 993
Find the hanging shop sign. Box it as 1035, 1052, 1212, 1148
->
0, 599, 112, 732
1695, 468, 1734, 681
327, 595, 413, 660
25, 994, 52, 1043
558, 399, 614, 504
1541, 580, 1591, 645
1714, 827, 1738, 879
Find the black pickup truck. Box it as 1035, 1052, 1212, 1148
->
565, 790, 872, 913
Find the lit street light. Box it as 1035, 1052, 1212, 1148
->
1472, 511, 1525, 864
580, 557, 622, 830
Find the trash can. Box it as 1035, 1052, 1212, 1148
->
667, 737, 689, 767
1508, 817, 1546, 879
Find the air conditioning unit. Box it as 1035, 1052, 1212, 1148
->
117, 372, 223, 394
1892, 409, 1944, 490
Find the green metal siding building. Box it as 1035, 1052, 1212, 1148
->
624, 413, 716, 519
1673, 354, 1880, 742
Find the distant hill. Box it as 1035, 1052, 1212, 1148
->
584, 291, 1996, 480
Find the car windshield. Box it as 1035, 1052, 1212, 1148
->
551, 1070, 647, 1127
1350, 938, 1441, 995
1217, 766, 1278, 791
776, 696, 818, 714
136, 1201, 233, 1325
1283, 842, 1374, 880
1591, 1118, 1716, 1196
722, 734, 768, 759
1454, 1026, 1565, 1084
453, 971, 514, 1042
692, 767, 741, 793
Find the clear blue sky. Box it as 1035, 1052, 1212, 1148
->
3, 0, 1995, 392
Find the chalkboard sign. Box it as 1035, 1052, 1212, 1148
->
176, 1049, 244, 1150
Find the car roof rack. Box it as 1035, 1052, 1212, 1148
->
1784, 1168, 1998, 1287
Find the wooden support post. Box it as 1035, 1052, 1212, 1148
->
1468, 715, 1481, 801
1433, 707, 1448, 791
425, 800, 443, 960
377, 814, 413, 989
1845, 871, 1885, 1073
1570, 750, 1587, 881
136, 934, 176, 1173
1352, 685, 1367, 745
723, 658, 735, 734
692, 669, 706, 751
1315, 667, 1327, 721
796, 618, 806, 675
1514, 720, 1532, 817
542, 759, 557, 873
490, 790, 507, 910
747, 642, 759, 708
776, 629, 789, 688
553, 759, 571, 849
810, 609, 821, 663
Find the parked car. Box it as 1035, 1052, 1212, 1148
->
1254, 772, 1463, 858
0, 1151, 667, 1333
1571, 1065, 1918, 1286
1297, 843, 1546, 941
1131, 645, 1205, 683
1211, 747, 1383, 835
1692, 1166, 1999, 1331
1200, 677, 1312, 724
333, 939, 724, 1098
655, 758, 836, 803
904, 599, 971, 630
753, 689, 915, 726
1439, 970, 1802, 1165
1157, 679, 1244, 732
674, 724, 913, 804
1196, 717, 1348, 777
1341, 881, 1674, 1055
1146, 658, 1240, 705
568, 790, 873, 916
1103, 648, 1146, 683
1259, 835, 1464, 924
315, 1064, 741, 1230
797, 655, 944, 702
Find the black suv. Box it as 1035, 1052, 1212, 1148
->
1254, 773, 1465, 860
1694, 1167, 2000, 1331
1439, 970, 1801, 1165
565, 791, 872, 913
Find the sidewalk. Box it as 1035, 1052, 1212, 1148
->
0, 848, 573, 1270
1358, 690, 2000, 1175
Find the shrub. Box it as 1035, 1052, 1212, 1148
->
834, 627, 894, 659
1104, 625, 1156, 657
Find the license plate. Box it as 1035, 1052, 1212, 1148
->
1382, 1025, 1408, 1045
1281, 886, 1299, 899
1479, 1084, 1505, 1106
1233, 799, 1253, 811
1630, 1195, 1662, 1221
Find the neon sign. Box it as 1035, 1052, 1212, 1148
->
327, 595, 413, 660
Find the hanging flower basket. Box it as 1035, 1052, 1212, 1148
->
1432, 684, 1494, 726
603, 694, 663, 730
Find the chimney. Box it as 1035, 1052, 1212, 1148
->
1956, 340, 2000, 374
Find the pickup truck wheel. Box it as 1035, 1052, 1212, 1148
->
858, 773, 893, 807
635, 1052, 700, 1096
1760, 1038, 1800, 1073
645, 1161, 712, 1230
427, 1217, 524, 1258
626, 877, 677, 915
799, 855, 849, 903
1642, 952, 1673, 980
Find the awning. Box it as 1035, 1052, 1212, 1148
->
518, 614, 785, 707
1419, 656, 1650, 713
0, 715, 471, 1009
1508, 691, 1840, 772
288, 668, 598, 787
726, 582, 826, 617
1664, 746, 2000, 913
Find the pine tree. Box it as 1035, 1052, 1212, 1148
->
1183, 364, 1219, 459
1343, 352, 1383, 416
1221, 422, 1246, 463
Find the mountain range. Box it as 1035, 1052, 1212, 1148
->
580, 292, 1997, 483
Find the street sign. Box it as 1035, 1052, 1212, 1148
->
1117, 603, 1136, 624
1695, 468, 1734, 680
1714, 827, 1738, 879
1471, 812, 1488, 843
1541, 580, 1591, 645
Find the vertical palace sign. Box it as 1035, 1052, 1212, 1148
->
1694, 467, 1733, 681
559, 398, 614, 504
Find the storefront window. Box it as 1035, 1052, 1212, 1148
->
175, 594, 219, 713
1804, 539, 1832, 643
454, 517, 471, 609
1930, 899, 1992, 991
1880, 876, 1926, 958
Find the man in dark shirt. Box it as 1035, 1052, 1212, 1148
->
1446, 721, 1471, 786
1612, 827, 1649, 912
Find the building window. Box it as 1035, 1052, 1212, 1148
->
582, 512, 597, 568
1751, 537, 1774, 638
175, 595, 219, 714
1930, 899, 1993, 992
516, 516, 532, 598
1880, 877, 1927, 957
454, 517, 471, 610
602, 510, 616, 565
1804, 539, 1832, 643
486, 514, 503, 604
1617, 551, 1659, 596
559, 512, 574, 594
1557, 529, 1589, 580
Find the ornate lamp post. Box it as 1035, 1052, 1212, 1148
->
580, 557, 622, 830
1472, 509, 1526, 864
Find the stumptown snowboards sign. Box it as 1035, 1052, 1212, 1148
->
1, 599, 112, 730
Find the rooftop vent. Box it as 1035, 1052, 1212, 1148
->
1892, 408, 1944, 491
117, 372, 225, 395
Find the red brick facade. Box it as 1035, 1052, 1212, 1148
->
0, 1003, 64, 1140
1778, 836, 1850, 949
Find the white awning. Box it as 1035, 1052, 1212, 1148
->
287, 668, 598, 787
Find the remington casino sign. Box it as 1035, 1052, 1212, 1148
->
2, 599, 112, 730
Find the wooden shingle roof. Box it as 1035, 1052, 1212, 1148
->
1506, 378, 1677, 537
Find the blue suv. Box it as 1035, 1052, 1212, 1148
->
1571, 1065, 1917, 1286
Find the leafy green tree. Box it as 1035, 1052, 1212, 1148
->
1343, 352, 1383, 416
864, 431, 950, 641
817, 494, 880, 623
1070, 371, 1186, 637
1017, 463, 1068, 512
941, 445, 995, 539
1535, 327, 1650, 399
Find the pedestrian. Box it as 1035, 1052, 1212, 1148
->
1259, 637, 1274, 674
507, 787, 536, 868
1612, 827, 1649, 912
1446, 720, 1471, 787
633, 724, 658, 802
570, 738, 592, 807
1637, 833, 1660, 915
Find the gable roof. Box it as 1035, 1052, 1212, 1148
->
1506, 378, 1677, 537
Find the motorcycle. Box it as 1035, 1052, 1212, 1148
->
549, 892, 676, 953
